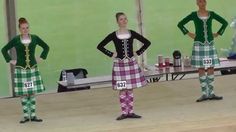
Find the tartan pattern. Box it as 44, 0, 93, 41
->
119, 91, 128, 115
112, 57, 147, 90
191, 42, 220, 68
21, 96, 37, 119
14, 67, 45, 96
199, 75, 207, 95
207, 74, 215, 96
21, 96, 30, 118
119, 90, 134, 115
126, 90, 134, 114
29, 96, 36, 117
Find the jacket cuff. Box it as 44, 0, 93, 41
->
40, 55, 47, 60
136, 50, 142, 56
217, 31, 223, 36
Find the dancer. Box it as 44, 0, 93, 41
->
97, 12, 151, 120
2, 17, 49, 123
177, 0, 228, 102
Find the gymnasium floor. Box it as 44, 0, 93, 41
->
0, 75, 236, 132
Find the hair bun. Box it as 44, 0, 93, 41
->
18, 17, 28, 24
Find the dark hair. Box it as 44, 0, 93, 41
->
18, 17, 28, 28
196, 0, 206, 2
115, 12, 125, 21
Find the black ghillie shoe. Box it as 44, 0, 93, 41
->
127, 113, 142, 119
116, 114, 127, 120
31, 117, 43, 122
19, 118, 29, 124
196, 95, 208, 102
208, 94, 223, 100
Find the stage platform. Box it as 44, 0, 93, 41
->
0, 75, 236, 132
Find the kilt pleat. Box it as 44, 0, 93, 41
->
112, 57, 147, 90
14, 67, 45, 96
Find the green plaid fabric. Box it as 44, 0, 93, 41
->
14, 67, 45, 96
207, 74, 215, 96
191, 41, 220, 68
21, 95, 37, 119
21, 96, 30, 118
199, 75, 207, 95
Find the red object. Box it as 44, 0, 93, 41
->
158, 63, 164, 67
165, 58, 170, 67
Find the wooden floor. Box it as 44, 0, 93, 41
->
1, 75, 236, 132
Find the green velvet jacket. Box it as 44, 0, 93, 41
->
1, 34, 49, 69
178, 11, 228, 44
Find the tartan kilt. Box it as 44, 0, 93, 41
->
112, 57, 147, 90
191, 41, 220, 68
14, 67, 45, 96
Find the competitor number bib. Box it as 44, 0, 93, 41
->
23, 81, 34, 90
116, 81, 127, 90
203, 58, 212, 66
